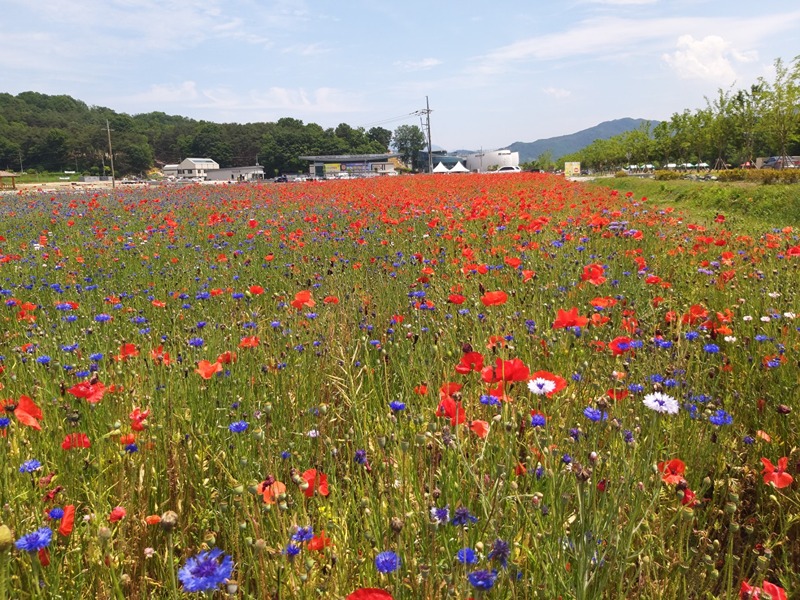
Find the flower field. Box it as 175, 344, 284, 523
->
0, 174, 797, 599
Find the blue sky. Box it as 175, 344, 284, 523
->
4, 0, 799, 151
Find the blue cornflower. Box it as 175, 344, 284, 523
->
94, 314, 112, 322
562, 454, 572, 465
354, 449, 368, 465
291, 526, 314, 543
125, 443, 138, 453
280, 450, 291, 460
228, 421, 249, 433
389, 400, 406, 412
36, 356, 51, 365
283, 543, 301, 559
623, 429, 635, 444
0, 417, 10, 429
684, 331, 699, 341
743, 435, 755, 445
708, 409, 733, 426
15, 527, 53, 552
468, 569, 498, 591
530, 413, 547, 428
703, 343, 720, 354
48, 507, 65, 520
583, 407, 607, 422
177, 548, 233, 592
488, 538, 510, 568
430, 505, 450, 525
450, 506, 478, 527
188, 337, 204, 348
89, 352, 104, 361
628, 383, 644, 393
456, 547, 478, 564
480, 394, 501, 407
375, 550, 400, 573
19, 459, 42, 473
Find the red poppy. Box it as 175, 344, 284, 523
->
307, 530, 332, 551
658, 459, 686, 485
129, 407, 150, 431
67, 380, 106, 404
590, 296, 617, 309
413, 384, 428, 395
58, 505, 75, 537
150, 345, 171, 365
681, 487, 698, 507
109, 506, 127, 523
196, 360, 223, 379
761, 457, 793, 488
291, 290, 316, 310
257, 479, 286, 504
469, 420, 490, 438
447, 294, 466, 304
740, 580, 787, 600
216, 351, 237, 365
553, 307, 588, 329
606, 388, 629, 401
249, 285, 264, 295
151, 299, 166, 308
436, 394, 466, 426
581, 263, 606, 285
481, 357, 530, 384
4, 394, 43, 429
608, 336, 633, 356
786, 245, 800, 258
522, 269, 535, 282
347, 589, 394, 600
61, 433, 91, 450
323, 295, 340, 304
239, 336, 260, 348
301, 469, 330, 497
455, 351, 484, 374
115, 343, 139, 361
681, 304, 708, 325
480, 290, 508, 306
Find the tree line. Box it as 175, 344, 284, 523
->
559, 57, 800, 171
0, 92, 396, 177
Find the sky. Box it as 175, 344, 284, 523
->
4, 0, 799, 151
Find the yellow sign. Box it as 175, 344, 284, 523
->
564, 162, 581, 176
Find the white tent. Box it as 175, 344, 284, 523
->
432, 162, 450, 173
666, 163, 677, 169
449, 161, 470, 173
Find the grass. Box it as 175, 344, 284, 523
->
0, 174, 797, 599
586, 176, 800, 228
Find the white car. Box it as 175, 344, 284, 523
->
495, 166, 521, 173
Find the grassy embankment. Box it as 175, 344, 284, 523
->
587, 177, 800, 228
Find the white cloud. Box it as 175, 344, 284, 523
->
543, 86, 571, 99
394, 58, 442, 72
662, 35, 754, 83
131, 81, 200, 104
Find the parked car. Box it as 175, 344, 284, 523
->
274, 175, 288, 183
495, 165, 521, 173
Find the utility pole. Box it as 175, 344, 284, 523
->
106, 119, 116, 190
413, 97, 433, 173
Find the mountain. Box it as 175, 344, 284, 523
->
506, 118, 658, 163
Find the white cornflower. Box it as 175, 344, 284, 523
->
784, 312, 795, 319
760, 316, 771, 322
743, 315, 753, 321
528, 377, 556, 396
724, 336, 737, 343
642, 392, 679, 415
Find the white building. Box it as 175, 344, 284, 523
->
162, 164, 179, 179
464, 149, 519, 173
172, 158, 219, 180
207, 165, 265, 182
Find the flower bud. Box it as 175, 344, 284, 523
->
160, 511, 179, 533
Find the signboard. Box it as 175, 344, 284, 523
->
564, 162, 581, 176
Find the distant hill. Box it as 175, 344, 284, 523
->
506, 118, 659, 163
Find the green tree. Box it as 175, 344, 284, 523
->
391, 124, 425, 170
367, 127, 392, 151
760, 56, 800, 165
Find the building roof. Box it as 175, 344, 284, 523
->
184, 158, 218, 165
0, 171, 17, 177
299, 153, 399, 162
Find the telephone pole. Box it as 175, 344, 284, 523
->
106, 120, 116, 190
413, 97, 433, 173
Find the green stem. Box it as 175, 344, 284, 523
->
167, 532, 178, 599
